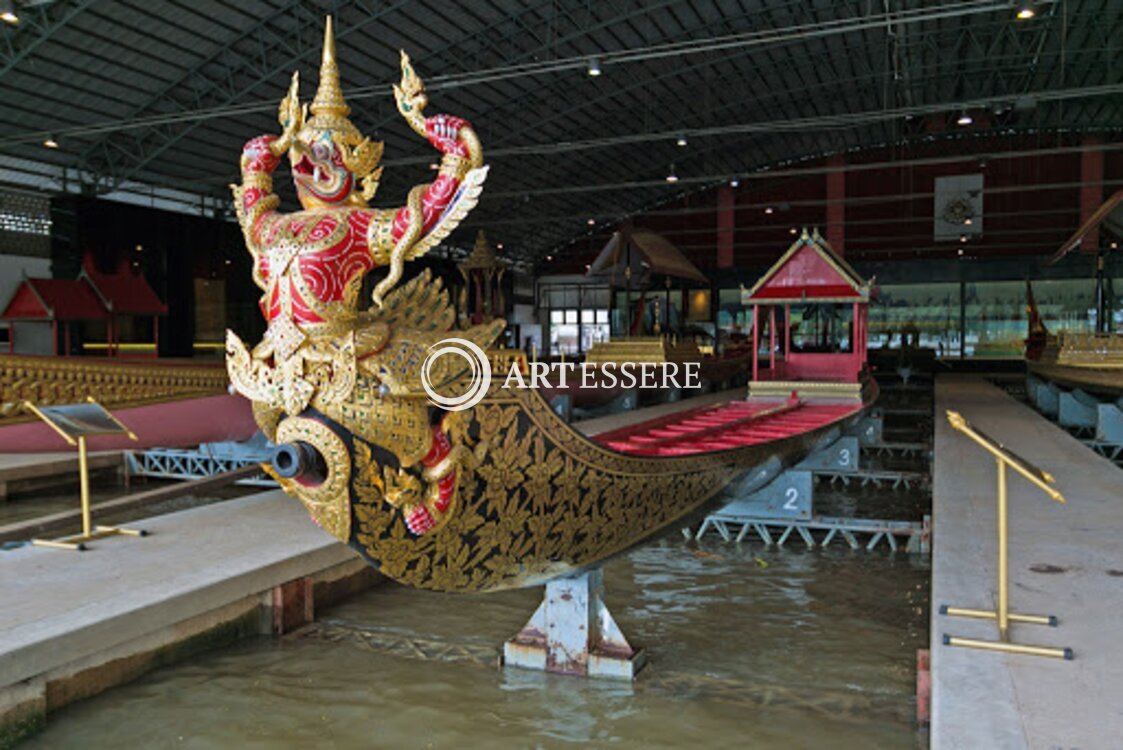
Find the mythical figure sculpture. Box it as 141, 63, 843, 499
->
226, 19, 878, 597
226, 17, 502, 536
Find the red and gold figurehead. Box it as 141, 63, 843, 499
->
227, 16, 502, 541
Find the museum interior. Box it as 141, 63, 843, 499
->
0, 1, 1120, 748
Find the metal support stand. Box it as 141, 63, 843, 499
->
32, 435, 148, 551
503, 568, 645, 680
693, 419, 931, 554
24, 399, 147, 552
939, 410, 1072, 660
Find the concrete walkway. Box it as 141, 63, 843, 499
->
0, 490, 367, 744
932, 376, 1123, 749
0, 451, 123, 500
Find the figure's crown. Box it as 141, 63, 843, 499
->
287, 16, 383, 202
309, 16, 351, 123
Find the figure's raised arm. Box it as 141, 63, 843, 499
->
230, 71, 303, 251
389, 52, 484, 242
366, 52, 488, 308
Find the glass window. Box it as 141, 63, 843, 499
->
789, 303, 854, 353
596, 309, 609, 324
581, 309, 595, 324
550, 310, 564, 324
564, 310, 578, 324
551, 324, 579, 356
869, 282, 960, 357
716, 288, 748, 336
964, 280, 1028, 358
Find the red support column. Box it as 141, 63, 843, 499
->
1079, 135, 1104, 253
826, 155, 846, 256
63, 322, 71, 356
852, 302, 860, 379
784, 304, 791, 359
717, 185, 735, 269
51, 320, 58, 356
152, 316, 159, 358
751, 305, 759, 381
769, 306, 777, 372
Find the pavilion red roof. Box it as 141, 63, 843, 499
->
1, 278, 110, 321
743, 229, 870, 304
81, 266, 168, 315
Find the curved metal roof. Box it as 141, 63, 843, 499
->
0, 0, 1120, 265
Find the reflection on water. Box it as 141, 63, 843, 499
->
25, 539, 928, 749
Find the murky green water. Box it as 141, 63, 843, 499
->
24, 539, 929, 749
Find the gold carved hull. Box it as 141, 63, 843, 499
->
311, 386, 871, 593
1026, 361, 1123, 398
1027, 332, 1123, 398
0, 354, 229, 424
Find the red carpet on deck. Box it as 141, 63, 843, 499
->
594, 400, 859, 457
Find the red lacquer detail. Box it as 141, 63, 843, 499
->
391, 174, 458, 241
594, 400, 859, 457
748, 242, 861, 300
401, 424, 460, 535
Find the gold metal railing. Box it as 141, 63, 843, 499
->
0, 354, 229, 423
939, 410, 1072, 660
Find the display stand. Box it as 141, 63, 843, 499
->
939, 410, 1072, 660
503, 568, 645, 679
24, 397, 146, 551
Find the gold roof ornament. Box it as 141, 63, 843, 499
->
461, 230, 504, 271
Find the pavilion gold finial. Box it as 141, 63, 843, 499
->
310, 16, 350, 120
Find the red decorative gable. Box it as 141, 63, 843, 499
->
81, 266, 168, 315
1, 279, 110, 321
744, 230, 868, 304
0, 282, 50, 319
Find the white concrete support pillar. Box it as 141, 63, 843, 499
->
503, 568, 645, 679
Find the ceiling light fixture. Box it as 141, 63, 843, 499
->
587, 218, 596, 225
789, 227, 797, 235
665, 164, 678, 183
43, 134, 59, 149
764, 206, 774, 215
956, 110, 973, 126
496, 243, 504, 250
964, 217, 973, 226
1016, 5, 1036, 20
587, 57, 602, 77
959, 235, 968, 243
676, 135, 687, 147
730, 179, 740, 188
0, 1, 18, 24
